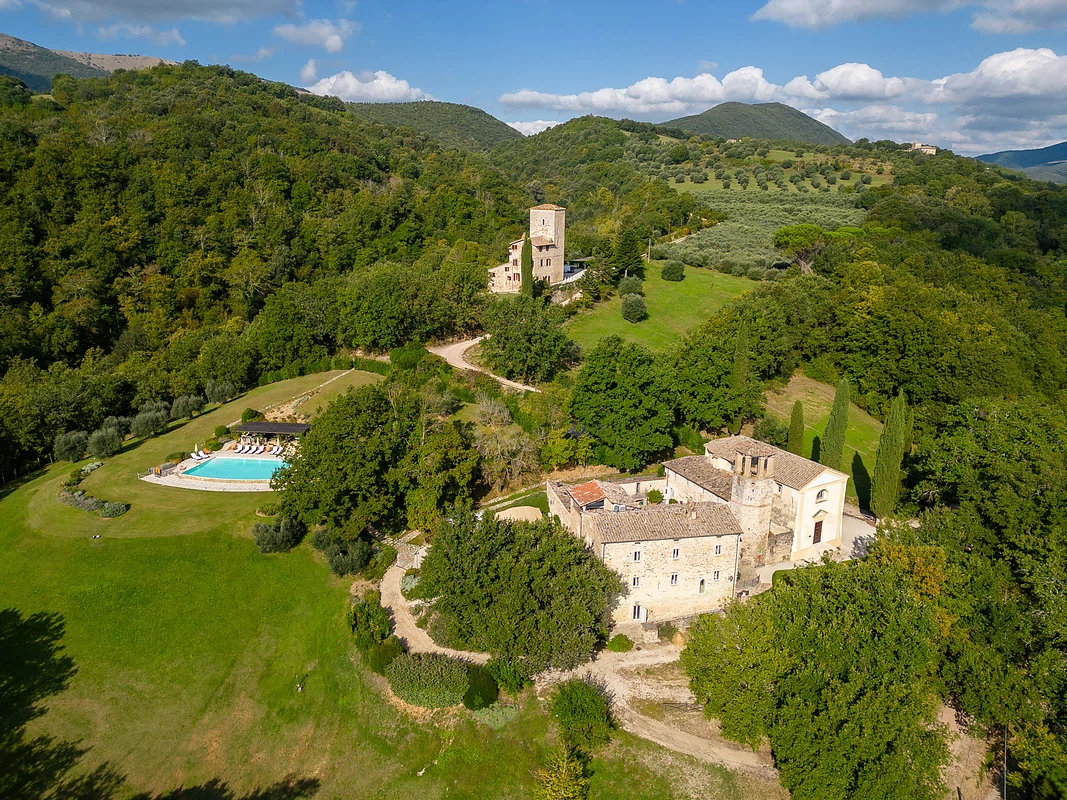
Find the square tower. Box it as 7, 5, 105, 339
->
530, 204, 565, 285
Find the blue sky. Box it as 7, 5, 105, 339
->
4, 0, 1067, 153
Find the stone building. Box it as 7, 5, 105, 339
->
488, 204, 565, 293
548, 436, 848, 624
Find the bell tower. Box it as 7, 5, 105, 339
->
728, 450, 775, 551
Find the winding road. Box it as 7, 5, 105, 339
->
428, 337, 540, 393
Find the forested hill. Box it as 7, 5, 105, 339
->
0, 32, 107, 92
346, 100, 523, 150
977, 140, 1067, 184
666, 101, 850, 146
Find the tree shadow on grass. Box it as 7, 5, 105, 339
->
851, 452, 872, 511
0, 607, 320, 800
810, 435, 821, 464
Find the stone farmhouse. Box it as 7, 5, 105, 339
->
488, 204, 566, 293
548, 435, 849, 624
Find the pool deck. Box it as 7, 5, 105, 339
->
139, 448, 288, 493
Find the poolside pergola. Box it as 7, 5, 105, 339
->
233, 422, 310, 439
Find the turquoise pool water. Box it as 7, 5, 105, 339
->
184, 457, 287, 481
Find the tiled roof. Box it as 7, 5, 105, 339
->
704, 435, 828, 490
663, 456, 733, 500
598, 481, 640, 507
531, 203, 565, 210
568, 480, 604, 507
530, 236, 556, 247
585, 502, 742, 547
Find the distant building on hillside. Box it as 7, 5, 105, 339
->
548, 435, 849, 624
488, 204, 566, 293
907, 142, 938, 155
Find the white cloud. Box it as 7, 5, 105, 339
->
506, 120, 561, 136
273, 18, 358, 53
97, 22, 185, 46
0, 0, 23, 10
751, 0, 1067, 32
229, 45, 275, 63
299, 58, 317, 84
27, 0, 296, 22
307, 70, 430, 102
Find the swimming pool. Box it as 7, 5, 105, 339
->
183, 457, 287, 482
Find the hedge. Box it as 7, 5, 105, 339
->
385, 653, 469, 708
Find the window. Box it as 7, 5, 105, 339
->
670, 574, 678, 586
671, 548, 679, 560
816, 489, 828, 502
713, 570, 720, 581
633, 551, 641, 562
714, 544, 722, 556
632, 604, 643, 621
632, 576, 640, 588
698, 579, 705, 594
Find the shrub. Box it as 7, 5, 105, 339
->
99, 501, 129, 519
252, 516, 306, 553
171, 394, 205, 420
130, 411, 169, 439
658, 622, 678, 642
204, 439, 222, 452
551, 679, 613, 750
311, 529, 373, 576
535, 744, 589, 800
365, 635, 405, 675
617, 275, 643, 296
646, 489, 663, 505
59, 490, 103, 512
241, 408, 263, 423
400, 570, 421, 599
605, 634, 633, 653
348, 590, 392, 653
620, 294, 647, 323
486, 657, 531, 695
472, 702, 521, 729
385, 653, 469, 708
463, 664, 499, 710
661, 260, 685, 281
257, 502, 278, 516
101, 416, 131, 436
363, 544, 397, 581
54, 431, 88, 462
164, 451, 189, 463
861, 174, 873, 185
746, 267, 766, 281
214, 425, 230, 439
205, 380, 236, 404
841, 169, 852, 180
88, 427, 123, 459
389, 341, 428, 370
753, 416, 790, 449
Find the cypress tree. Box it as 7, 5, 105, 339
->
520, 233, 533, 296
820, 378, 850, 470
728, 322, 750, 435
872, 393, 907, 517
788, 400, 805, 456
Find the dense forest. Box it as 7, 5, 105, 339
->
345, 100, 523, 151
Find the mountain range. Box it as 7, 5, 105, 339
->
977, 141, 1067, 184
0, 32, 172, 93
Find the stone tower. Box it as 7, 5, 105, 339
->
728, 449, 775, 555
530, 205, 565, 258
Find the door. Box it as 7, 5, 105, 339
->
813, 520, 823, 545
632, 604, 647, 622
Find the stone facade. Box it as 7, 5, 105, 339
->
488, 205, 565, 293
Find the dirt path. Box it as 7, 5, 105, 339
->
379, 565, 490, 664
428, 337, 539, 393
537, 645, 779, 780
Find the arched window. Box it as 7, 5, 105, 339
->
698, 579, 705, 594
816, 489, 828, 502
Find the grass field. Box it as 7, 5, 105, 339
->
1, 375, 778, 799
291, 368, 384, 417
566, 261, 756, 353
764, 375, 883, 507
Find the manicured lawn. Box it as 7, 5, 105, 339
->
566, 261, 756, 353
292, 368, 384, 417
764, 374, 883, 507
1, 375, 772, 798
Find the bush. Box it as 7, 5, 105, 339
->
472, 702, 521, 729
204, 439, 222, 452
348, 590, 392, 653
753, 416, 790, 449
257, 502, 278, 517
400, 570, 421, 599
171, 394, 205, 420
164, 451, 188, 463
746, 267, 766, 281
101, 416, 131, 436
620, 294, 647, 323
617, 275, 643, 296
362, 544, 397, 581
59, 490, 103, 512
241, 408, 263, 423
486, 657, 531, 695
647, 489, 663, 505
389, 341, 428, 370
605, 634, 633, 653
311, 529, 373, 576
463, 664, 499, 710
54, 431, 88, 462
385, 653, 469, 708
99, 501, 129, 519
214, 425, 230, 439
551, 679, 613, 750
130, 411, 169, 439
205, 380, 236, 404
661, 260, 685, 281
365, 635, 405, 675
535, 744, 589, 800
88, 427, 123, 459
252, 516, 306, 553
657, 622, 678, 642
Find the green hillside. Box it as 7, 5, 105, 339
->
666, 101, 850, 146
977, 140, 1067, 184
0, 32, 106, 92
346, 100, 523, 150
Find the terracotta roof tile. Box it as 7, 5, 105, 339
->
531, 203, 565, 210
568, 480, 605, 507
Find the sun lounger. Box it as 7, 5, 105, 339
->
190, 451, 203, 461
256, 445, 265, 454
271, 445, 281, 455
236, 444, 247, 454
